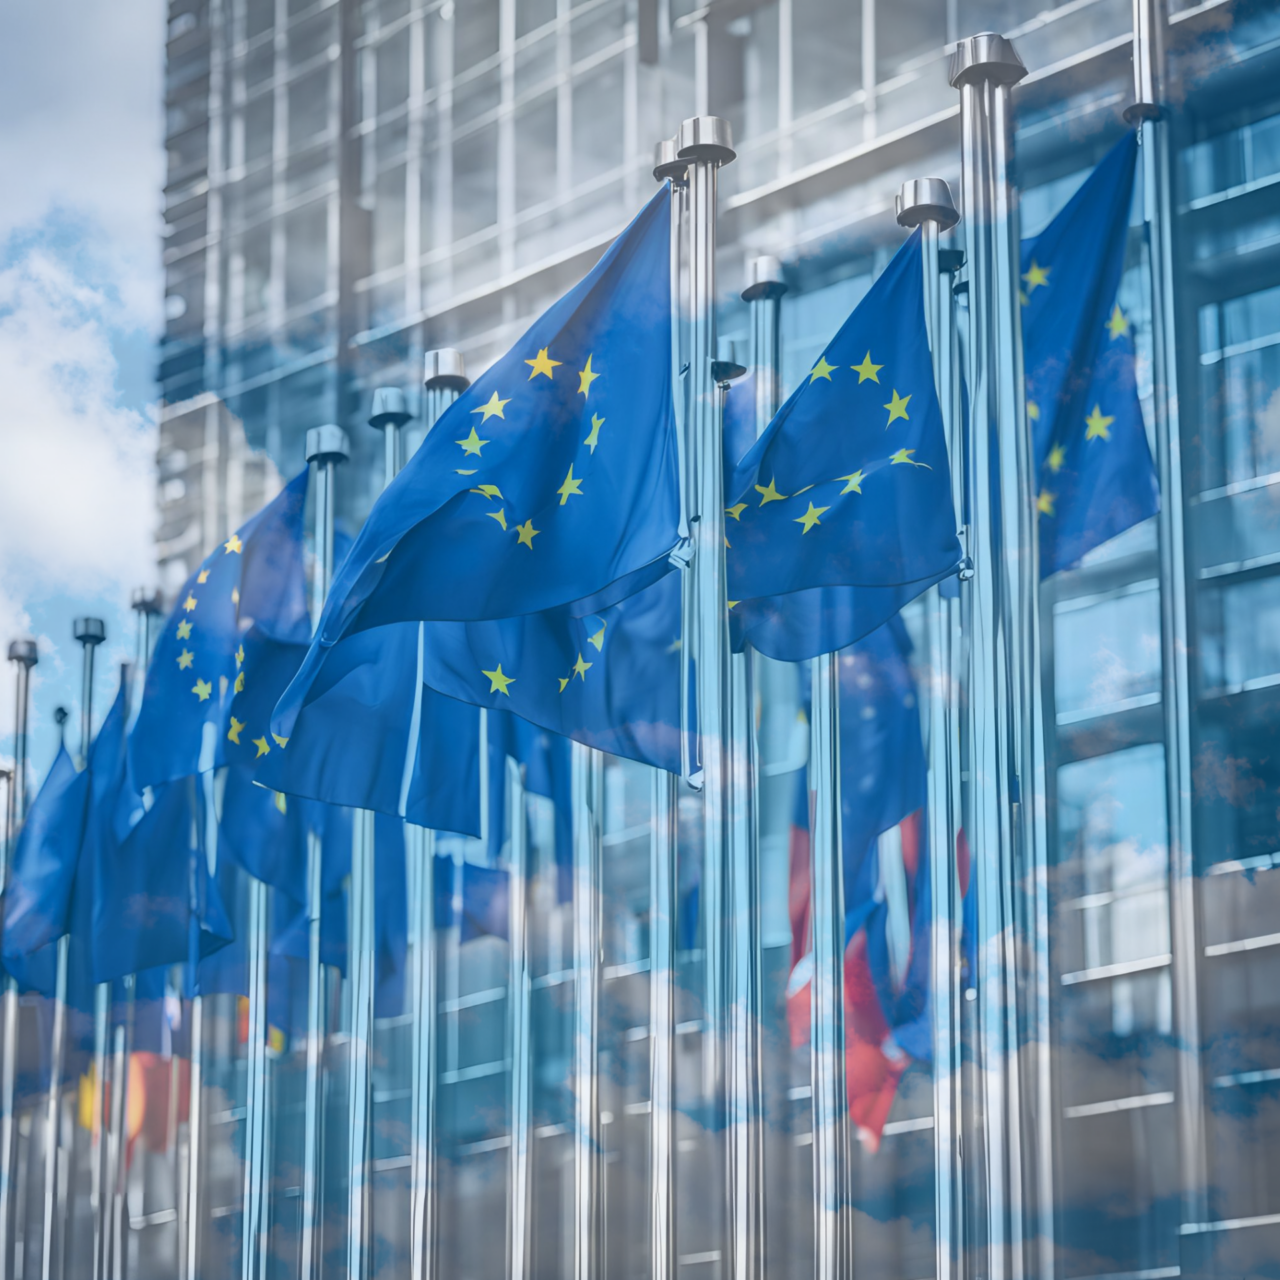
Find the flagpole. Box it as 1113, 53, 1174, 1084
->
0, 637, 37, 1276
897, 177, 967, 1280
183, 896, 206, 1280
570, 742, 603, 1280
299, 424, 349, 1280
951, 33, 1056, 1280
650, 136, 687, 1280
410, 350, 466, 1280
1125, 0, 1206, 1237
506, 755, 533, 1280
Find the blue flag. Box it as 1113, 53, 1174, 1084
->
273, 186, 680, 744
2, 745, 89, 966
460, 862, 509, 944
1023, 131, 1159, 574
726, 232, 962, 662
129, 469, 310, 789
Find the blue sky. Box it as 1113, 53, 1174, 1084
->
0, 0, 165, 791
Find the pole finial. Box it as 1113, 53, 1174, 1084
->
130, 587, 164, 616
7, 638, 38, 667
742, 254, 787, 302
653, 137, 687, 183
896, 178, 961, 231
305, 424, 351, 465
424, 349, 469, 392
71, 619, 105, 648
948, 32, 1027, 89
369, 387, 412, 431
676, 116, 736, 165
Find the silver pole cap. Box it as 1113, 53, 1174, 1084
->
54, 707, 68, 728
8, 638, 38, 666
896, 178, 960, 230
742, 254, 787, 302
948, 32, 1027, 88
305, 424, 351, 465
424, 348, 470, 392
653, 137, 687, 182
130, 587, 164, 615
72, 619, 105, 648
677, 116, 736, 164
369, 386, 412, 431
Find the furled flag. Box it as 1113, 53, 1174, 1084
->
273, 184, 680, 746
727, 231, 962, 662
129, 469, 310, 789
1023, 130, 1159, 574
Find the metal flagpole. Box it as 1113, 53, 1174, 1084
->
897, 178, 967, 1280
0, 637, 38, 1275
950, 32, 1055, 1280
506, 756, 532, 1280
299, 423, 349, 1280
182, 942, 205, 1280
649, 136, 687, 1280
1124, 0, 1207, 1241
675, 112, 736, 1270
409, 349, 467, 1280
242, 849, 271, 1280
570, 742, 603, 1280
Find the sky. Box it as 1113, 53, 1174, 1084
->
0, 0, 166, 793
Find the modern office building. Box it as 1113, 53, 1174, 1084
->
129, 0, 1280, 1276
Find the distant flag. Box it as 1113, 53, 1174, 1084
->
273, 185, 681, 749
129, 469, 310, 790
1023, 131, 1158, 573
727, 232, 962, 662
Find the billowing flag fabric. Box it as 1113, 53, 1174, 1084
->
416, 568, 682, 774
129, 469, 310, 789
274, 186, 680, 752
2, 744, 89, 966
1023, 131, 1158, 573
460, 862, 509, 944
727, 232, 962, 661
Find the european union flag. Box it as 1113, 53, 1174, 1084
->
1023, 131, 1159, 574
274, 185, 680, 745
727, 232, 961, 661
129, 469, 310, 789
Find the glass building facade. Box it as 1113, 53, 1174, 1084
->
82, 0, 1280, 1276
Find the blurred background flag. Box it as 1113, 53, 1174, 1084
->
727, 232, 962, 661
1023, 130, 1159, 574
273, 184, 681, 744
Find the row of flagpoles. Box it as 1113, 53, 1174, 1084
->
0, 3, 1195, 1277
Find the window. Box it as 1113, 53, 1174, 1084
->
515, 92, 557, 212
791, 0, 861, 120
242, 227, 271, 318
288, 69, 331, 149
1054, 582, 1161, 721
375, 28, 411, 118
455, 0, 500, 76
372, 164, 407, 275
571, 60, 624, 188
1201, 572, 1280, 694
285, 202, 329, 306
453, 123, 498, 239
245, 95, 273, 165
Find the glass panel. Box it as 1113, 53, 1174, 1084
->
288, 67, 331, 148
244, 94, 273, 165
375, 27, 411, 118
455, 0, 500, 75
1201, 572, 1280, 693
372, 163, 407, 275
792, 0, 861, 121
284, 201, 329, 305
1054, 583, 1161, 720
453, 122, 498, 238
516, 91, 558, 211
571, 57, 624, 187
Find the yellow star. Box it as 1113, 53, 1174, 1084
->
192, 678, 213, 702
482, 664, 515, 695
890, 448, 930, 468
558, 467, 583, 505
1047, 443, 1066, 472
272, 733, 289, 748
754, 478, 786, 505
183, 594, 197, 613
1084, 405, 1114, 441
1037, 490, 1056, 516
525, 347, 561, 379
456, 469, 477, 476
1027, 400, 1040, 422
884, 389, 911, 425
726, 502, 747, 520
471, 484, 503, 499
588, 622, 606, 651
488, 508, 508, 531
1106, 304, 1129, 340
219, 675, 229, 698
584, 414, 605, 453
577, 355, 600, 398
224, 533, 243, 554
558, 677, 570, 693
253, 736, 271, 758
838, 470, 865, 494
809, 356, 837, 383
274, 792, 287, 815
234, 671, 244, 694
235, 644, 245, 667
516, 519, 539, 549
177, 648, 194, 670
851, 352, 882, 383
1022, 260, 1050, 293
197, 569, 209, 584
794, 501, 829, 533
472, 390, 510, 422
456, 426, 489, 456
572, 653, 593, 680
227, 717, 245, 745
176, 620, 192, 640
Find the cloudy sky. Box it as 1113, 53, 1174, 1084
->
0, 0, 165, 787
